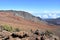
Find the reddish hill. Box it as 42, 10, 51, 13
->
0, 12, 60, 35
0, 11, 60, 37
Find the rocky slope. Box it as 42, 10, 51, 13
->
0, 25, 59, 40
0, 10, 42, 22
0, 10, 60, 40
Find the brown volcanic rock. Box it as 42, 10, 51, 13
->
11, 31, 29, 38
0, 30, 11, 38
0, 30, 59, 40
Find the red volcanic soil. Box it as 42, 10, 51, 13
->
0, 12, 59, 31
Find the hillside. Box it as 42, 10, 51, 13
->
0, 10, 42, 22
0, 10, 60, 40
45, 18, 60, 25
0, 10, 57, 30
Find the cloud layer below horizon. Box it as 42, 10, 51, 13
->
28, 10, 60, 19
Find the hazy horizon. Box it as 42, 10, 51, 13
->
0, 0, 60, 19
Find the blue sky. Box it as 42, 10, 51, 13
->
0, 0, 60, 18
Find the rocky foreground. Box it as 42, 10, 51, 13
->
0, 25, 59, 40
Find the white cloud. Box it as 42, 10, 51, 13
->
38, 10, 60, 14
48, 13, 60, 18
25, 10, 60, 18
42, 15, 49, 18
51, 15, 57, 18
34, 13, 60, 18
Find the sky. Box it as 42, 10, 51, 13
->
0, 0, 60, 19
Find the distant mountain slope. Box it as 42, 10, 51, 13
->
0, 10, 42, 22
0, 10, 60, 37
45, 18, 60, 25
0, 10, 58, 31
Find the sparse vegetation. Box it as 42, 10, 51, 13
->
2, 24, 21, 32
2, 24, 14, 32
14, 28, 20, 32
45, 30, 53, 36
